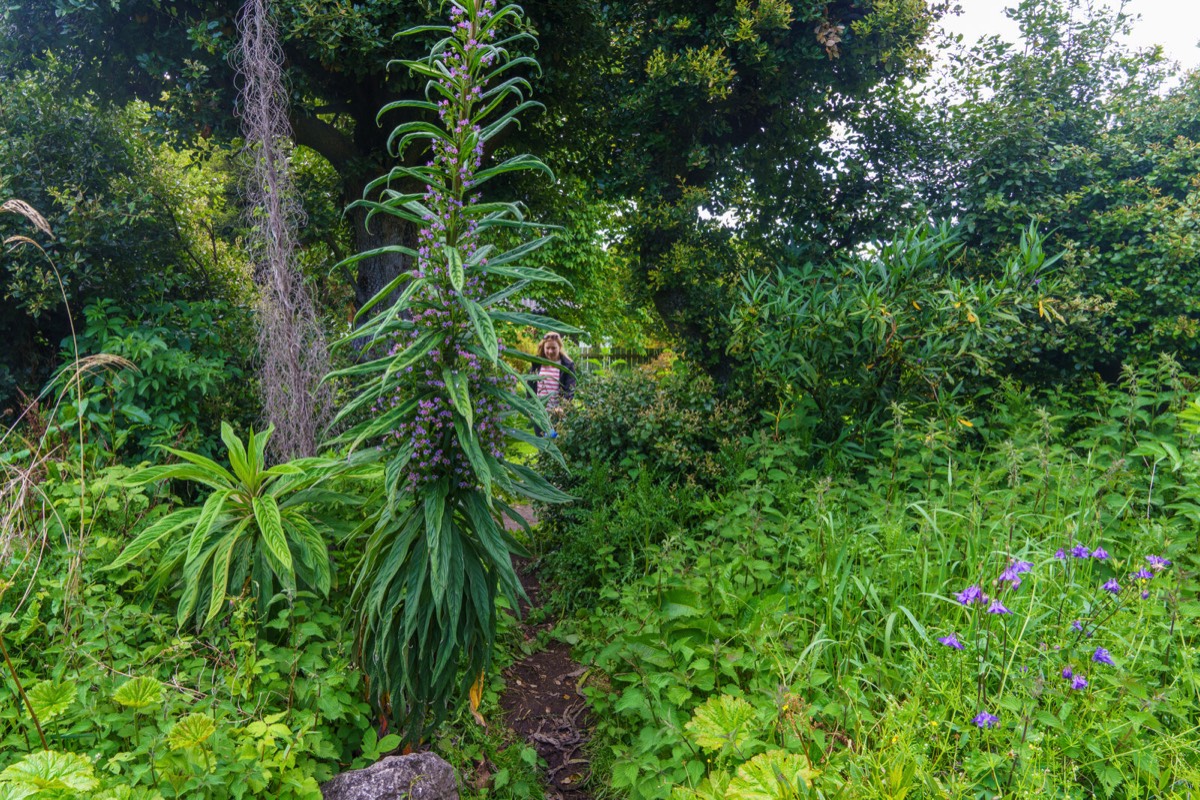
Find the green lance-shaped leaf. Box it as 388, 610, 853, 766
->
444, 368, 473, 428
205, 522, 249, 626
156, 446, 237, 485
447, 246, 464, 292
220, 422, 252, 487
489, 311, 583, 335
253, 494, 293, 577
186, 489, 230, 565
106, 507, 201, 570
112, 677, 164, 711
424, 483, 450, 608
461, 297, 499, 363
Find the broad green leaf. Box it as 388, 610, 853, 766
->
253, 494, 293, 577
0, 750, 97, 793
168, 713, 217, 751
727, 751, 819, 800
112, 676, 164, 710
27, 679, 75, 722
685, 694, 757, 752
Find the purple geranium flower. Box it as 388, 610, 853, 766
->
1092, 547, 1109, 560
1071, 544, 1091, 559
987, 599, 1012, 615
1092, 647, 1115, 666
973, 712, 1000, 729
1071, 675, 1088, 690
957, 585, 985, 606
1101, 578, 1121, 595
938, 633, 964, 650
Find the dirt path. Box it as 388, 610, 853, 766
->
499, 507, 593, 800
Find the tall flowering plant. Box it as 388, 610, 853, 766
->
327, 0, 576, 739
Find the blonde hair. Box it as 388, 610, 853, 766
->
536, 332, 565, 360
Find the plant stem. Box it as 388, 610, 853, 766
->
0, 627, 47, 749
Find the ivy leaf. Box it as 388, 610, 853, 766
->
684, 693, 757, 753
27, 679, 76, 722
168, 713, 217, 751
112, 676, 164, 711
727, 750, 819, 800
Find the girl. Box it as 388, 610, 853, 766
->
528, 332, 575, 434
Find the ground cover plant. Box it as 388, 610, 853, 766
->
566, 361, 1200, 798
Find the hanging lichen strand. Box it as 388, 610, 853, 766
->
328, 0, 578, 742
236, 0, 330, 459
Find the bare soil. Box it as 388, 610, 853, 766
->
499, 508, 594, 800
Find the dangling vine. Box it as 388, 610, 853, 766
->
235, 0, 331, 459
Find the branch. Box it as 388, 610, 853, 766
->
289, 112, 359, 176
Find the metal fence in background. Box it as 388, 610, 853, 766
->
574, 348, 666, 375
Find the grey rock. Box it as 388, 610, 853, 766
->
321, 753, 459, 800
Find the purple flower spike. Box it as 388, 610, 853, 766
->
938, 633, 964, 650
956, 585, 985, 606
1101, 578, 1121, 595
1092, 647, 1115, 666
973, 712, 1000, 729
1061, 666, 1073, 679
1146, 555, 1172, 571
1091, 547, 1109, 560
1071, 675, 1088, 690
987, 599, 1012, 615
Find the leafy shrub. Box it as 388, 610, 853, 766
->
535, 467, 705, 613
729, 222, 1062, 443
574, 365, 1200, 799
0, 60, 249, 409
540, 365, 749, 490
108, 424, 359, 628
533, 365, 748, 609
48, 298, 256, 463
0, 461, 374, 798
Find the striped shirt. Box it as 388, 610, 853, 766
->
537, 365, 561, 404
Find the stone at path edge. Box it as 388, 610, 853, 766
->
321, 753, 459, 800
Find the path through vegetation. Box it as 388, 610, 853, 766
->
500, 506, 593, 800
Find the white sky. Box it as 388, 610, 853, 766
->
939, 0, 1200, 73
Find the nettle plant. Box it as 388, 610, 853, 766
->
933, 544, 1187, 795
328, 0, 574, 739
